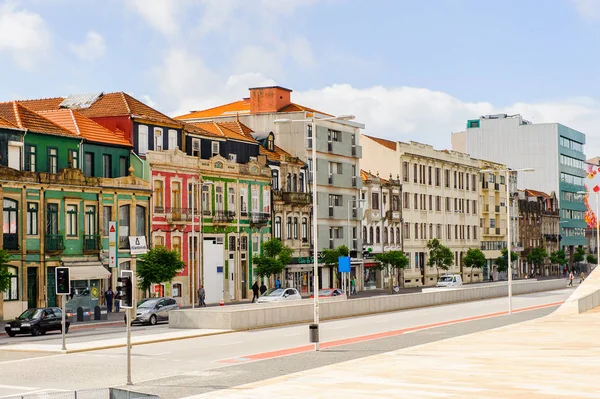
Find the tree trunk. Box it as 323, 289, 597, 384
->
471, 267, 474, 283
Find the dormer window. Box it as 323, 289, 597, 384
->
267, 132, 274, 151
211, 142, 220, 156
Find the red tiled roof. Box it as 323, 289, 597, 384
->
175, 100, 332, 119
38, 109, 132, 147
77, 92, 182, 126
17, 97, 64, 111
524, 188, 550, 199
260, 144, 304, 165
364, 134, 397, 151
0, 102, 77, 137
277, 103, 332, 116
191, 122, 256, 143
0, 114, 20, 130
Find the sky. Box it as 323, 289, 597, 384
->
2, 0, 600, 155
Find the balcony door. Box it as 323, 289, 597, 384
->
3, 199, 18, 250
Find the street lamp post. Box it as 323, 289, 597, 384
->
481, 167, 534, 315
347, 198, 366, 296
578, 190, 599, 274
274, 114, 355, 352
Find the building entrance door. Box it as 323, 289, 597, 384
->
27, 267, 38, 309
47, 267, 56, 307
241, 261, 247, 299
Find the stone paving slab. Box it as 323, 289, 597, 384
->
0, 329, 231, 353
184, 309, 600, 398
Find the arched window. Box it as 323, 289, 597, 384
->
154, 180, 163, 211
390, 228, 394, 245
293, 217, 298, 239
376, 227, 380, 244
363, 226, 367, 241
369, 227, 374, 244
272, 169, 279, 190
275, 216, 282, 239
135, 205, 146, 236
286, 217, 292, 239
302, 218, 308, 242
383, 228, 388, 245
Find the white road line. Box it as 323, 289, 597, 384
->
0, 384, 39, 391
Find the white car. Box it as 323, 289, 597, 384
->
256, 288, 302, 303
436, 274, 463, 288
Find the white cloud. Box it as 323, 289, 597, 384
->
572, 0, 600, 20
128, 0, 183, 37
70, 31, 106, 62
0, 2, 51, 69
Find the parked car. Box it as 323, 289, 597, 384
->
436, 274, 463, 288
125, 297, 179, 325
4, 307, 70, 337
310, 288, 345, 298
257, 288, 302, 303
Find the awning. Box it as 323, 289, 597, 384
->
364, 262, 379, 268
63, 262, 111, 280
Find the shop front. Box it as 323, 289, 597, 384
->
64, 261, 111, 315
363, 261, 382, 290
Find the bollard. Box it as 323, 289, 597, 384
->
76, 307, 84, 322
309, 324, 319, 343
94, 306, 101, 320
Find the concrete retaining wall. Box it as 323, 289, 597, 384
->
169, 279, 567, 330
553, 267, 600, 316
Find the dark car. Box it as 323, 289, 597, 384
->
124, 298, 179, 325
4, 307, 70, 337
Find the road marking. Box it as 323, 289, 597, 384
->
218, 301, 564, 364
0, 384, 39, 391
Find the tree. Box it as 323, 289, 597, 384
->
426, 238, 454, 278
374, 250, 409, 292
527, 247, 548, 275
0, 249, 12, 293
136, 247, 185, 297
320, 245, 349, 288
253, 238, 293, 279
550, 249, 568, 271
574, 247, 585, 264
586, 254, 597, 265
462, 248, 486, 283
494, 248, 519, 275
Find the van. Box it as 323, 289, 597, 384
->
436, 274, 463, 288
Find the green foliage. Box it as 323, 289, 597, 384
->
374, 250, 409, 292
0, 249, 11, 293
253, 238, 293, 278
136, 247, 185, 295
586, 254, 597, 264
427, 238, 454, 277
527, 247, 548, 268
320, 245, 349, 266
494, 248, 519, 274
550, 250, 568, 266
462, 248, 486, 282
574, 247, 586, 263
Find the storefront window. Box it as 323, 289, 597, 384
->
364, 267, 377, 290
135, 205, 146, 236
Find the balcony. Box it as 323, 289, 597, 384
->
153, 206, 164, 214
213, 210, 235, 224
249, 212, 270, 227
482, 204, 489, 213
165, 207, 191, 222
282, 191, 311, 204
386, 210, 401, 222
45, 234, 65, 252
3, 233, 18, 250
84, 235, 101, 252
365, 209, 382, 223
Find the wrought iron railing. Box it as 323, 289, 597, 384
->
84, 234, 101, 251
213, 210, 235, 223
45, 234, 65, 251
249, 212, 270, 225
3, 233, 18, 250
165, 207, 191, 221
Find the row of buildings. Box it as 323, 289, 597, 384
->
0, 87, 590, 319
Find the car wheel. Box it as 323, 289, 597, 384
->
149, 315, 157, 326
64, 324, 69, 334
7, 331, 15, 337
31, 326, 41, 336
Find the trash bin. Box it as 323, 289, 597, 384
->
309, 324, 319, 343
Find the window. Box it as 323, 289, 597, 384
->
429, 195, 433, 211
329, 162, 342, 174
154, 128, 163, 151
413, 164, 418, 183
27, 202, 38, 235
135, 205, 146, 236
267, 135, 274, 151
436, 196, 441, 211
453, 171, 457, 188
252, 188, 259, 212
172, 283, 182, 297
272, 169, 279, 190
328, 129, 341, 142
414, 224, 418, 239
120, 157, 128, 177
414, 193, 418, 210
403, 192, 410, 209
253, 235, 259, 252
263, 190, 270, 213
466, 173, 470, 190
103, 154, 112, 178
302, 218, 308, 242
86, 206, 96, 235
383, 227, 388, 244
306, 124, 313, 149
24, 145, 36, 172
445, 169, 450, 188
228, 187, 235, 213
299, 173, 305, 192
68, 149, 78, 169
47, 148, 58, 173
392, 195, 399, 211
329, 194, 342, 207
390, 228, 394, 244
293, 217, 298, 239
404, 222, 410, 239
275, 217, 282, 239
85, 152, 94, 176
352, 165, 356, 187
103, 206, 111, 236
215, 186, 223, 211
240, 188, 247, 214
168, 129, 178, 149
240, 236, 247, 250
435, 168, 441, 186
428, 166, 432, 185
369, 227, 374, 243
154, 180, 164, 210
372, 192, 379, 210
203, 185, 211, 214
138, 125, 148, 154
119, 205, 130, 249
66, 204, 78, 236
172, 236, 181, 259
403, 162, 409, 182
446, 197, 451, 212
3, 266, 17, 301
211, 142, 220, 156
287, 217, 292, 239
172, 182, 181, 208
3, 199, 18, 250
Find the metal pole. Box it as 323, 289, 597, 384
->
199, 182, 204, 299
347, 200, 351, 296
191, 180, 195, 308
61, 293, 66, 351
506, 170, 512, 315
312, 118, 319, 351
596, 192, 599, 273
126, 308, 132, 385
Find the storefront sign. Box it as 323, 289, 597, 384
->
290, 253, 325, 265
129, 236, 148, 255
108, 221, 117, 268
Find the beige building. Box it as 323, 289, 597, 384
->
361, 135, 481, 286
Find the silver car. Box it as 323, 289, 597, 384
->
128, 297, 179, 325
257, 288, 302, 303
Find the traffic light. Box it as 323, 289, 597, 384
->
117, 270, 134, 308
56, 267, 70, 295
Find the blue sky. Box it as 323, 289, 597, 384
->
1, 0, 600, 154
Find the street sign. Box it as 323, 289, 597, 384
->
338, 256, 351, 273
128, 236, 148, 255
109, 221, 117, 267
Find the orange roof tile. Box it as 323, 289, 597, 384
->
277, 103, 332, 117
360, 169, 387, 183
190, 122, 256, 143
217, 120, 256, 141
17, 97, 64, 111
76, 92, 182, 126
38, 109, 132, 147
0, 102, 77, 137
260, 144, 304, 165
0, 114, 20, 130
364, 135, 397, 151
183, 122, 222, 139
525, 188, 550, 199
175, 100, 251, 120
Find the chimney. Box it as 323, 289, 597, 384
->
249, 86, 292, 113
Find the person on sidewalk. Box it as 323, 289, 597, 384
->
115, 287, 121, 313
260, 281, 267, 296
568, 271, 574, 287
104, 286, 114, 313
197, 285, 206, 307
350, 276, 357, 295
252, 281, 260, 303
275, 278, 281, 289
580, 271, 585, 284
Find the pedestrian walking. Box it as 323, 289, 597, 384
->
115, 287, 121, 312
104, 286, 114, 313
275, 278, 281, 289
260, 281, 267, 295
350, 276, 357, 295
197, 285, 206, 307
580, 271, 585, 284
568, 271, 574, 287
252, 281, 260, 303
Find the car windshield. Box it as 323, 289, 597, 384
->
438, 276, 453, 282
18, 309, 42, 320
265, 289, 284, 297
319, 289, 333, 295
138, 299, 159, 308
